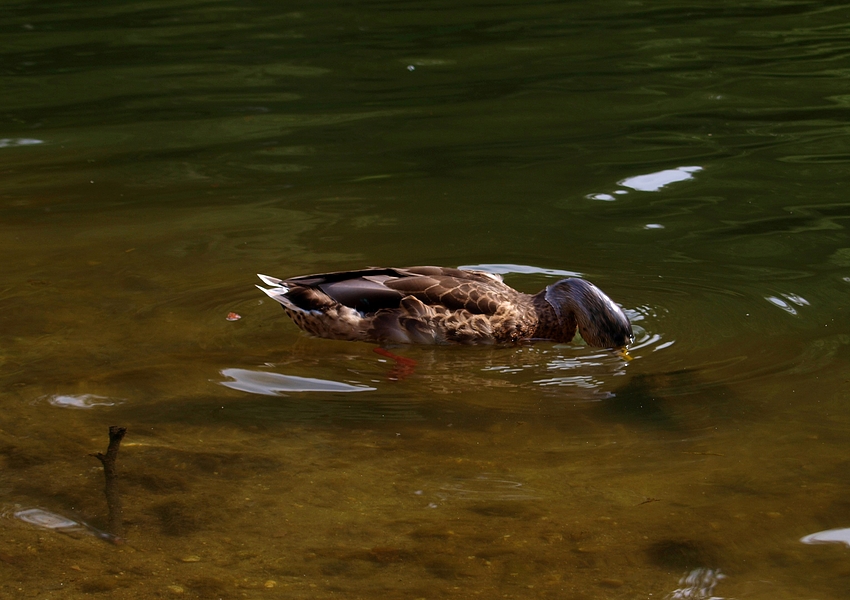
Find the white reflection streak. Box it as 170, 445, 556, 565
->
47, 394, 117, 409
586, 166, 703, 201
765, 296, 796, 314
765, 293, 809, 315
481, 365, 525, 374
533, 375, 601, 389
546, 357, 585, 370
0, 138, 43, 148
619, 166, 703, 192
783, 293, 809, 306
219, 368, 376, 395
801, 527, 850, 547
11, 508, 118, 542
15, 508, 81, 530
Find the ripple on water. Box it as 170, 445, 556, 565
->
216, 272, 778, 420
435, 474, 538, 502
623, 303, 675, 355
243, 269, 828, 416
666, 568, 728, 600
460, 263, 675, 360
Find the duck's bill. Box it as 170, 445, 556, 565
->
616, 347, 633, 361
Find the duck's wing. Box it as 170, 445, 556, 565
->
402, 266, 504, 284
385, 267, 518, 315
278, 268, 407, 313
280, 267, 517, 316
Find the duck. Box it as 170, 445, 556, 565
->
255, 266, 633, 349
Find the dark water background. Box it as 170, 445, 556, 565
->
2, 0, 850, 598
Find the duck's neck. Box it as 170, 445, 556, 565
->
531, 293, 577, 343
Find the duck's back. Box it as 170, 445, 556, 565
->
284, 266, 515, 312
269, 266, 538, 344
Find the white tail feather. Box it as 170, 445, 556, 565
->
257, 273, 285, 287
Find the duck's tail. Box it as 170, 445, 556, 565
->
256, 274, 292, 307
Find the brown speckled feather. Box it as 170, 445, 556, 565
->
256, 266, 633, 348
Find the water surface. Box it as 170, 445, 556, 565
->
2, 0, 850, 598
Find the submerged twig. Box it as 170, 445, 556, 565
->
90, 425, 127, 543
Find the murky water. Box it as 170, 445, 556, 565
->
2, 0, 850, 598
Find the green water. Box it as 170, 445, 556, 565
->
2, 0, 850, 598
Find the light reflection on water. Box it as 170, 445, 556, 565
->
9, 508, 119, 544
46, 394, 119, 409
14, 508, 82, 531
764, 292, 810, 315
0, 138, 44, 148
619, 166, 704, 193
586, 165, 703, 200
800, 528, 850, 548
219, 367, 376, 395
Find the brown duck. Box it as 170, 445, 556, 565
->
256, 266, 633, 349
